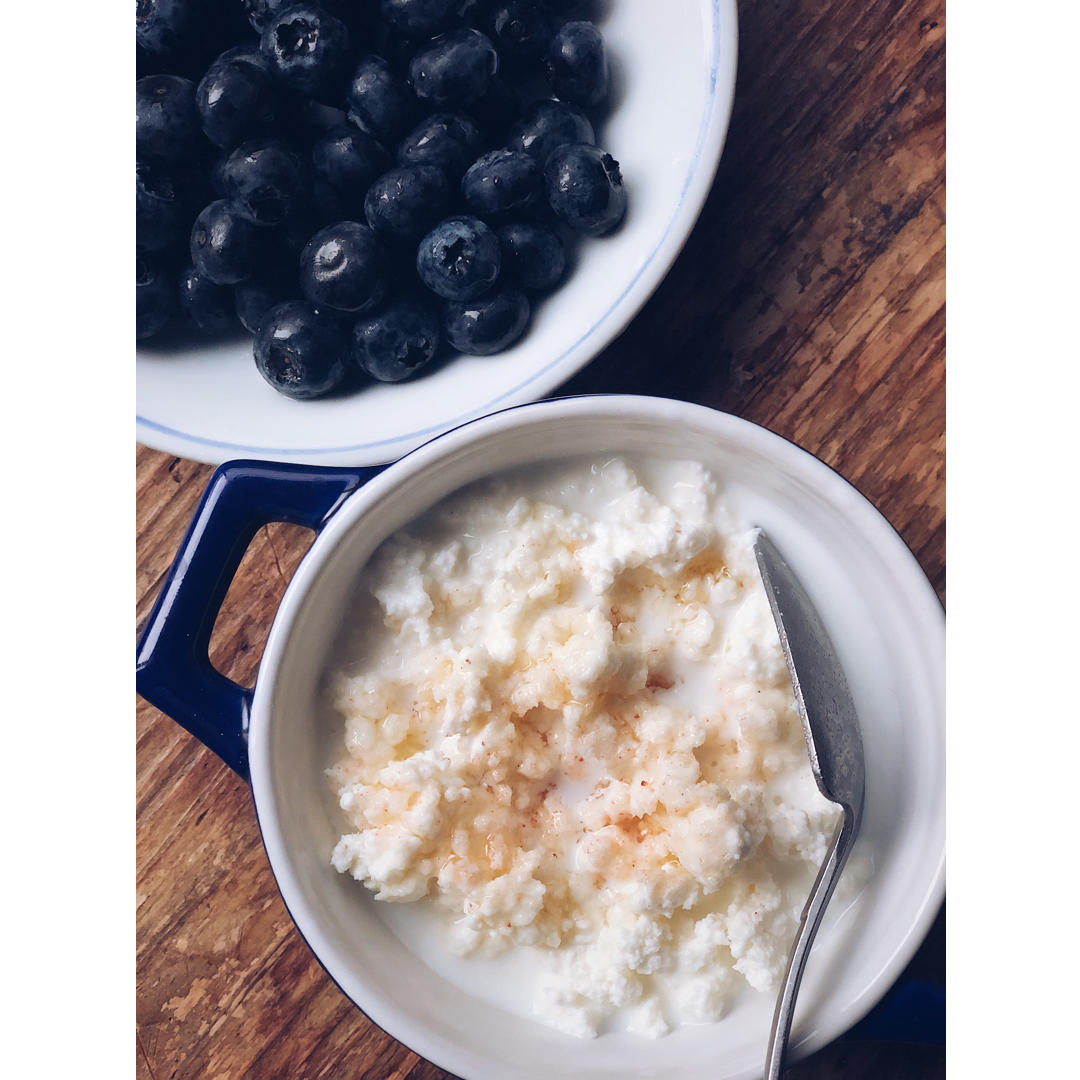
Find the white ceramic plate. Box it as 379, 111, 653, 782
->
136, 1, 739, 466
250, 397, 945, 1079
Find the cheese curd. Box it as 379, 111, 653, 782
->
326, 457, 841, 1038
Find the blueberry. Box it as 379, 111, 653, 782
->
190, 199, 266, 285
364, 165, 452, 240
496, 220, 565, 291
417, 216, 501, 301
136, 0, 199, 59
260, 3, 351, 101
223, 139, 311, 225
489, 2, 554, 66
442, 287, 530, 354
235, 270, 297, 334
299, 221, 386, 313
352, 296, 441, 381
543, 143, 626, 235
396, 112, 483, 181
346, 54, 417, 141
544, 20, 608, 108
209, 42, 271, 72
196, 55, 280, 150
177, 263, 237, 333
506, 98, 594, 163
136, 254, 176, 340
462, 149, 541, 216
136, 74, 203, 163
136, 162, 188, 253
408, 28, 499, 110
313, 127, 391, 202
380, 0, 460, 37
254, 300, 350, 398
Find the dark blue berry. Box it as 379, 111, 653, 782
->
136, 74, 203, 163
544, 20, 607, 107
352, 296, 441, 381
235, 270, 297, 334
543, 143, 626, 235
506, 98, 594, 163
408, 28, 499, 110
417, 216, 501, 301
489, 2, 554, 65
177, 264, 237, 333
196, 55, 281, 149
364, 165, 452, 240
313, 127, 391, 203
136, 0, 200, 59
461, 149, 541, 216
299, 221, 386, 313
496, 221, 565, 291
137, 254, 176, 340
223, 139, 312, 225
260, 3, 351, 102
442, 287, 530, 354
346, 55, 417, 141
253, 300, 350, 398
380, 0, 460, 37
190, 199, 266, 285
396, 112, 483, 181
136, 162, 188, 253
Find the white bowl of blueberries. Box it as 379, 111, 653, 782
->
135, 1, 739, 465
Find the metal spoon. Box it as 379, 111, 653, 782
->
753, 531, 866, 1080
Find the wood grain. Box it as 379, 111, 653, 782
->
136, 1, 945, 1077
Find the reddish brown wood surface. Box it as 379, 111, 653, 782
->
136, 2, 945, 1076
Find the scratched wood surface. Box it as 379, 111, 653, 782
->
136, 1, 945, 1076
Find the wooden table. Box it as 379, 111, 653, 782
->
136, 1, 945, 1076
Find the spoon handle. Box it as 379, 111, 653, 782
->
764, 808, 858, 1080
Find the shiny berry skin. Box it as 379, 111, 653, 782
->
490, 1, 554, 65
408, 28, 499, 110
544, 20, 608, 107
352, 296, 441, 381
543, 143, 626, 235
136, 254, 176, 339
506, 98, 594, 163
136, 74, 203, 163
254, 300, 350, 398
222, 139, 311, 225
346, 54, 417, 140
259, 2, 351, 101
298, 221, 386, 313
364, 165, 451, 240
136, 0, 198, 58
136, 162, 188, 253
177, 264, 237, 333
396, 112, 483, 181
496, 220, 565, 291
312, 127, 391, 202
196, 55, 280, 149
190, 199, 265, 285
461, 149, 541, 216
442, 286, 530, 354
379, 0, 460, 37
416, 216, 501, 301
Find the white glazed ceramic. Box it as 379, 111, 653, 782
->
246, 396, 945, 1080
136, 0, 739, 466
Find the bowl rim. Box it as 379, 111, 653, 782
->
134, 0, 741, 466
248, 394, 945, 1079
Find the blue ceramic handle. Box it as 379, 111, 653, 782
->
135, 459, 381, 779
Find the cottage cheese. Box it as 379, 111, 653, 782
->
326, 457, 841, 1038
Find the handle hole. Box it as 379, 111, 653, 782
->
207, 521, 316, 690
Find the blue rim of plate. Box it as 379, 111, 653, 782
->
136, 0, 732, 460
